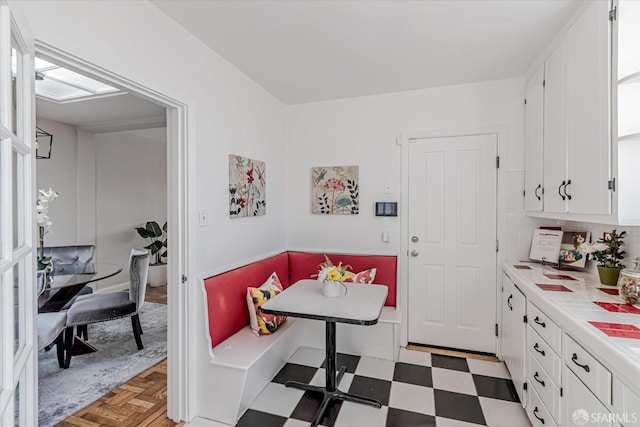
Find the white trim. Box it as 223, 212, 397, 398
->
400, 125, 509, 354
34, 41, 191, 422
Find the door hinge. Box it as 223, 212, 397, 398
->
560, 387, 563, 397
524, 315, 528, 323
181, 274, 188, 284
523, 190, 526, 197
609, 7, 617, 21
495, 323, 499, 337
524, 382, 528, 391
496, 240, 499, 252
496, 156, 500, 169
543, 79, 546, 87
608, 178, 616, 192
524, 98, 527, 105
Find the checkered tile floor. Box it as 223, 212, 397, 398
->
237, 347, 532, 427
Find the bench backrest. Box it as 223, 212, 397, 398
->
203, 251, 398, 349
287, 252, 397, 307
204, 252, 289, 348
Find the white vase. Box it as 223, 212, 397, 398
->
322, 281, 341, 297
148, 264, 167, 287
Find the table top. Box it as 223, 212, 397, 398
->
49, 262, 123, 288
261, 279, 388, 325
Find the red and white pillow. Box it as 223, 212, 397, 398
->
347, 268, 377, 284
246, 272, 286, 336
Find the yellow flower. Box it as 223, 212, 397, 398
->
327, 269, 341, 281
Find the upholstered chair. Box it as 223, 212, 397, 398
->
37, 313, 67, 368
42, 245, 96, 339
63, 248, 150, 368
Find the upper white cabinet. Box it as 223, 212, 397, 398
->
525, 0, 640, 224
524, 66, 544, 212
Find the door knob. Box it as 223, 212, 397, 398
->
411, 236, 419, 243
410, 250, 419, 257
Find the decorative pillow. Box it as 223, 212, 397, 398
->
346, 268, 377, 284
246, 272, 286, 336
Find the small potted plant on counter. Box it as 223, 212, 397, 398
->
582, 229, 626, 286
135, 220, 167, 287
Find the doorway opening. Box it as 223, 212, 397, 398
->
33, 42, 188, 424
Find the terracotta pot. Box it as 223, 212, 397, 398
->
597, 266, 622, 286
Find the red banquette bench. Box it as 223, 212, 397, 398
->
203, 251, 397, 348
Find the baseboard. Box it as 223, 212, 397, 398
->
407, 343, 499, 362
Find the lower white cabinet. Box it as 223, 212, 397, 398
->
501, 274, 527, 404
529, 386, 558, 427
564, 367, 613, 427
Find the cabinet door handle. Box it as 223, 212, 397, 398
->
558, 181, 566, 200
507, 295, 513, 311
533, 407, 545, 424
534, 184, 541, 201
564, 179, 572, 200
533, 343, 545, 356
534, 316, 546, 328
571, 353, 590, 372
533, 371, 545, 387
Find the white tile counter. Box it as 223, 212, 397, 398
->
503, 261, 640, 392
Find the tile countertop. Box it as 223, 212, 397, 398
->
503, 261, 640, 389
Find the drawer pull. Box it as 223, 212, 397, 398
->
571, 353, 590, 373
533, 343, 546, 356
533, 371, 545, 387
533, 407, 545, 424
558, 181, 566, 201
507, 295, 513, 311
534, 316, 546, 328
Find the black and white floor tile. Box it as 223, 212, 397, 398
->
235, 347, 532, 427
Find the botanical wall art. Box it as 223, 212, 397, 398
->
311, 165, 359, 215
229, 154, 266, 218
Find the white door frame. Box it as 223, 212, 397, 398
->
400, 126, 508, 355
34, 41, 191, 421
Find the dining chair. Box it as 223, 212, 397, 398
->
37, 313, 67, 368
63, 248, 150, 368
43, 245, 96, 339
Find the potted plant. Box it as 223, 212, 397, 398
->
316, 255, 352, 297
581, 229, 626, 286
135, 221, 167, 287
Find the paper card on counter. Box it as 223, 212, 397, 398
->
529, 229, 563, 263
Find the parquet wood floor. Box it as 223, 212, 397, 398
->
56, 285, 176, 426
56, 359, 182, 427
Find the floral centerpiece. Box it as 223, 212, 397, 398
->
36, 187, 58, 270
316, 255, 352, 297
580, 229, 626, 286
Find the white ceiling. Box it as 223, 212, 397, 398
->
152, 0, 583, 105
36, 93, 166, 133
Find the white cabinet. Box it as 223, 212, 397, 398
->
614, 0, 640, 225
564, 368, 613, 427
527, 0, 613, 217
501, 274, 527, 404
525, 65, 544, 212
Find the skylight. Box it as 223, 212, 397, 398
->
33, 57, 122, 103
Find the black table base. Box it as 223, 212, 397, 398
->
285, 321, 382, 426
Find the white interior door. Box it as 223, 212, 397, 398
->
0, 1, 36, 425
407, 134, 497, 354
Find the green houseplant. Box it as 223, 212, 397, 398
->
581, 229, 626, 286
135, 221, 167, 287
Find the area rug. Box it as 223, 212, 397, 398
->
38, 302, 167, 426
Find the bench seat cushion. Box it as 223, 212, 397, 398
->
212, 318, 299, 369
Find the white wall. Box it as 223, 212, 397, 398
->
35, 117, 79, 246
95, 127, 167, 289
12, 0, 288, 420
286, 78, 534, 260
